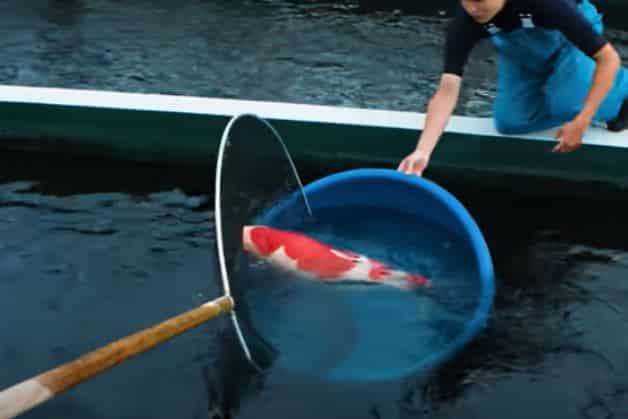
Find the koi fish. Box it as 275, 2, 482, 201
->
242, 225, 430, 290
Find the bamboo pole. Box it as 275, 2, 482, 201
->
0, 295, 234, 419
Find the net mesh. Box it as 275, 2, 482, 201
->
214, 113, 311, 372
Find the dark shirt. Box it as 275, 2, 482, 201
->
443, 0, 608, 76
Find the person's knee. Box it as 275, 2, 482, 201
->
493, 107, 558, 134
493, 112, 528, 134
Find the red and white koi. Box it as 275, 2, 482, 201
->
242, 225, 430, 290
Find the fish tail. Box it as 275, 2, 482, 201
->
377, 271, 430, 290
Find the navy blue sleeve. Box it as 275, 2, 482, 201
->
443, 9, 487, 77
535, 0, 608, 57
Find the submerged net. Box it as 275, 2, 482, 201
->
214, 113, 311, 372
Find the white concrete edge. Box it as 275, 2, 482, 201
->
0, 84, 626, 148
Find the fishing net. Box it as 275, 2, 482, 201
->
213, 114, 489, 384
213, 113, 311, 372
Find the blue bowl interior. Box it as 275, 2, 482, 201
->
245, 168, 495, 382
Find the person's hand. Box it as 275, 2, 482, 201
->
397, 149, 430, 176
552, 116, 589, 153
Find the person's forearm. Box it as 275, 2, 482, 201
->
578, 46, 621, 124
416, 91, 458, 156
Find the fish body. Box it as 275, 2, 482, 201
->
242, 225, 430, 290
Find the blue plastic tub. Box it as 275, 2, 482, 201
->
252, 168, 495, 382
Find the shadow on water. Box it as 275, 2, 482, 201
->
38, 0, 87, 26
0, 150, 214, 197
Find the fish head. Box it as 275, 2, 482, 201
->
242, 225, 278, 257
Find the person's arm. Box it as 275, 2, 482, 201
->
553, 43, 620, 152
415, 74, 462, 157
398, 11, 482, 175
536, 0, 621, 151
577, 43, 621, 125
398, 74, 461, 175
547, 0, 621, 126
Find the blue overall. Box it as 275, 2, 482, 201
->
491, 0, 628, 134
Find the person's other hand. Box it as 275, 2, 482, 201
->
553, 117, 588, 153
